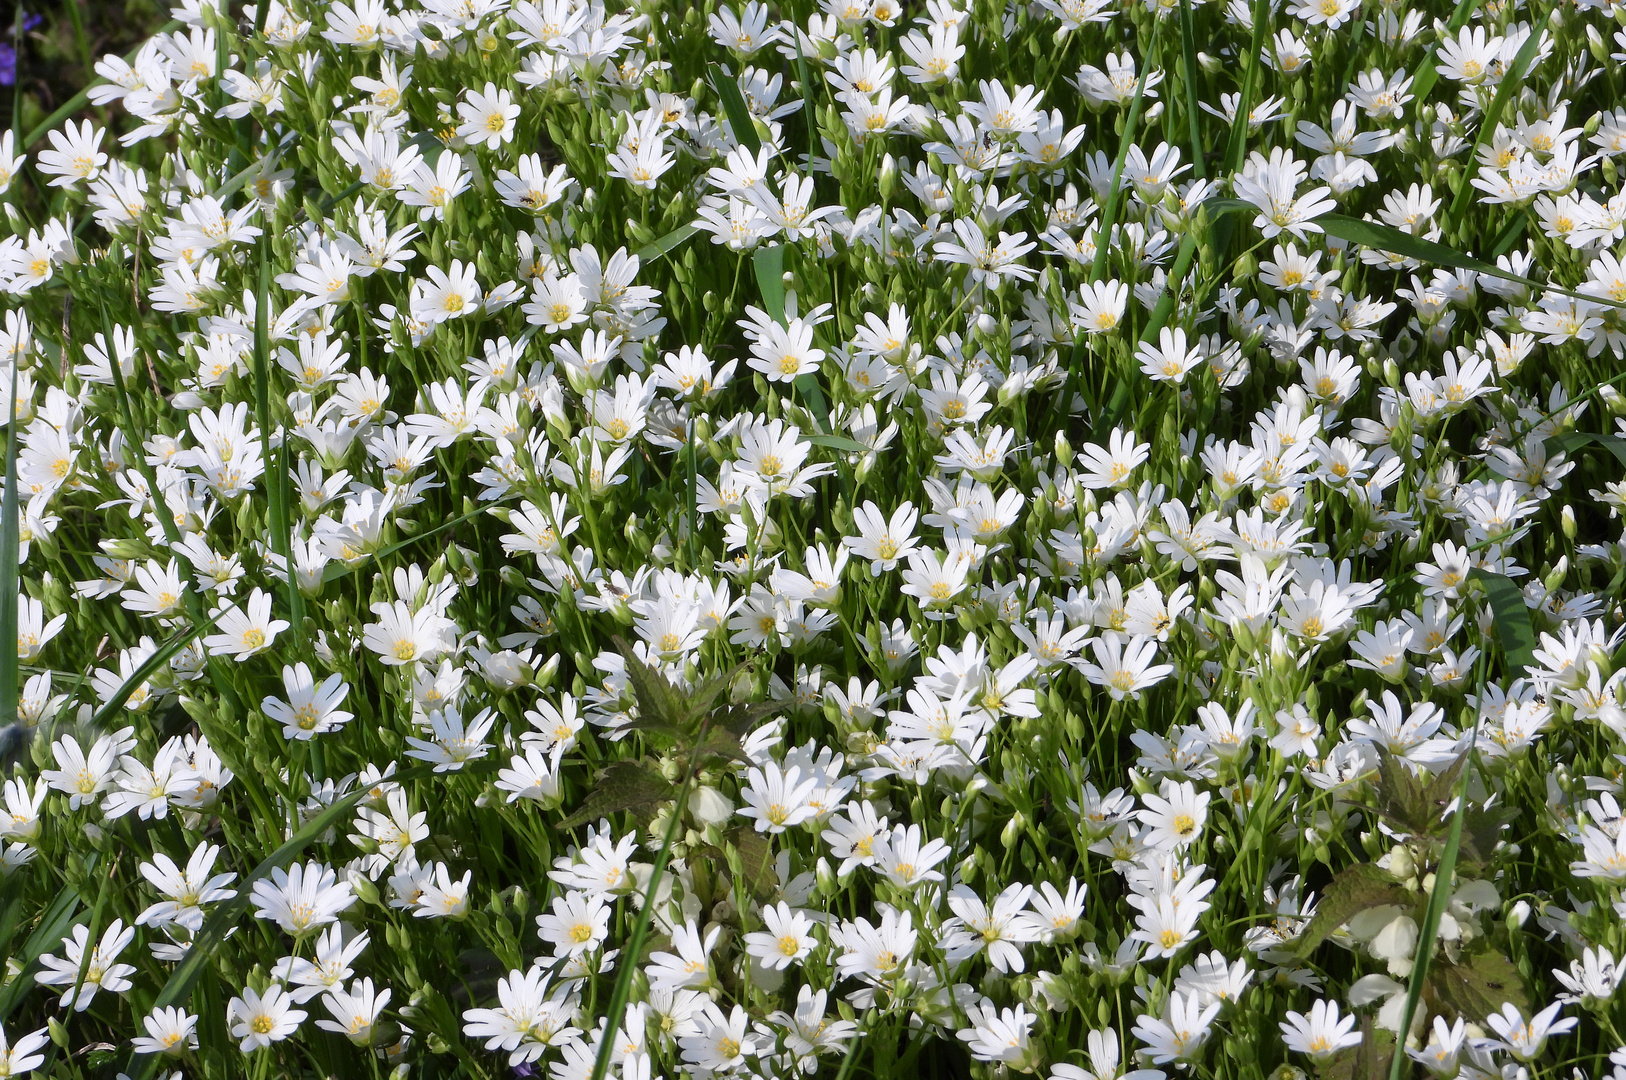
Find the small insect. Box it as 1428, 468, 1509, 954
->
602, 582, 628, 599
981, 131, 995, 151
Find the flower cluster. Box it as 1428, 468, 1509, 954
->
1, 0, 1625, 1077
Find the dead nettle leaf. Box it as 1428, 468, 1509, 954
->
725, 825, 779, 900
1297, 863, 1412, 956
557, 760, 674, 830
613, 637, 756, 740
1429, 948, 1530, 1022
1325, 1013, 1393, 1080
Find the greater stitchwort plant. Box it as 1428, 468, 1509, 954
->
0, 0, 1625, 1077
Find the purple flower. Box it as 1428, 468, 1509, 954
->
0, 44, 14, 88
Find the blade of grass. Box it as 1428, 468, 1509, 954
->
711, 63, 762, 159
1223, 0, 1271, 177
1443, 30, 1542, 235
319, 506, 485, 585
0, 869, 87, 1020
751, 244, 831, 431
250, 240, 305, 647
1089, 15, 1165, 284
0, 362, 16, 731
1386, 648, 1486, 1080
1177, 0, 1207, 180
1549, 430, 1626, 470
634, 223, 698, 266
1098, 230, 1200, 432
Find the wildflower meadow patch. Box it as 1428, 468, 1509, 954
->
0, 0, 1622, 1077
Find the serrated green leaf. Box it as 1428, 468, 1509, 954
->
726, 826, 778, 900
1471, 568, 1537, 676
1297, 863, 1410, 955
613, 637, 689, 733
1429, 949, 1529, 1023
557, 760, 673, 830
1370, 749, 1434, 839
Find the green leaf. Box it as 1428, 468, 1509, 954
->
753, 244, 787, 322
634, 223, 698, 266
1429, 949, 1529, 1022
0, 362, 17, 731
613, 637, 689, 733
1176, 0, 1207, 180
1444, 31, 1543, 234
1318, 214, 1626, 310
1470, 568, 1537, 676
1090, 15, 1165, 283
1296, 863, 1409, 955
0, 869, 86, 1020
710, 64, 761, 158
1224, 0, 1272, 176
725, 826, 779, 900
320, 506, 484, 584
557, 761, 674, 830
1549, 430, 1626, 471
807, 433, 874, 454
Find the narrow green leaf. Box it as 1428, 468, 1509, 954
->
0, 869, 86, 1019
1090, 16, 1165, 283
634, 223, 698, 266
710, 64, 761, 157
1318, 214, 1626, 310
1224, 0, 1272, 176
89, 612, 226, 730
1548, 430, 1626, 471
752, 244, 786, 322
1470, 568, 1537, 676
1444, 31, 1542, 233
0, 362, 17, 731
320, 506, 484, 584
806, 433, 874, 454
1177, 0, 1207, 180
1098, 230, 1198, 432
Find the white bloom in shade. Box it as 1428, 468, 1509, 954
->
680, 1003, 758, 1073
132, 1006, 199, 1056
1077, 634, 1174, 700
1281, 999, 1362, 1062
456, 82, 520, 149
404, 707, 496, 771
249, 861, 355, 937
202, 589, 288, 661
35, 919, 137, 1011
315, 978, 391, 1046
647, 920, 722, 992
1408, 1015, 1468, 1074
0, 1025, 48, 1075
744, 902, 818, 970
957, 997, 1040, 1069
1481, 1002, 1577, 1062
461, 966, 581, 1066
228, 984, 306, 1052
1554, 945, 1621, 1005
